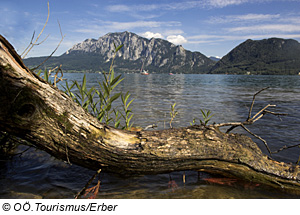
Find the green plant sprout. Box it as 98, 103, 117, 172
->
200, 109, 214, 126
37, 68, 51, 84
190, 109, 214, 126
169, 102, 178, 128
121, 92, 135, 129
189, 118, 196, 126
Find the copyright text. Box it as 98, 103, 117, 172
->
2, 201, 118, 212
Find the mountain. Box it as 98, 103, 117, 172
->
24, 31, 215, 74
209, 38, 300, 75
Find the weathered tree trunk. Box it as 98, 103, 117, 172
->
1, 35, 300, 194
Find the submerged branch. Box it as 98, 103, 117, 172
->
75, 169, 101, 199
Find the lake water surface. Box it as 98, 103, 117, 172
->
1, 74, 300, 198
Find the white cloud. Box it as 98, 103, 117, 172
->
187, 33, 300, 45
74, 20, 181, 35
206, 0, 249, 8
197, 12, 300, 45
163, 29, 185, 35
106, 0, 279, 13
142, 31, 164, 39
109, 21, 164, 30
207, 13, 281, 24
238, 13, 281, 21
228, 24, 300, 33
106, 4, 159, 12
106, 0, 255, 12
209, 55, 221, 59
167, 35, 188, 44
106, 5, 131, 12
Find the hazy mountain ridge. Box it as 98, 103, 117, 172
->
209, 38, 300, 75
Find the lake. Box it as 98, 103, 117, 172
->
1, 73, 300, 198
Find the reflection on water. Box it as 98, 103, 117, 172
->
1, 74, 300, 199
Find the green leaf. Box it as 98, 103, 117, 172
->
200, 109, 205, 117
106, 104, 112, 112
85, 86, 95, 97
206, 113, 215, 121
115, 121, 120, 128
125, 92, 130, 101
110, 92, 121, 103
82, 74, 87, 91
102, 81, 110, 97
111, 78, 124, 91
37, 69, 43, 76
111, 74, 122, 86
97, 112, 105, 122
44, 69, 49, 82
128, 114, 134, 122
74, 81, 80, 91
103, 73, 109, 85
115, 44, 124, 53
110, 69, 115, 83
127, 98, 135, 109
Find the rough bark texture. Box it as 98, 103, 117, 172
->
1, 35, 300, 194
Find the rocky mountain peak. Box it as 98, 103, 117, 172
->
64, 31, 214, 73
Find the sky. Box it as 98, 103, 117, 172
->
1, 0, 300, 58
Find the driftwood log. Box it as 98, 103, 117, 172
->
1, 35, 300, 194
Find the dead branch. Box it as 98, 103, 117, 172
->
31, 20, 66, 71
240, 124, 271, 154
75, 169, 101, 199
83, 180, 101, 199
214, 88, 287, 155
247, 87, 270, 120
272, 143, 300, 154
21, 2, 50, 59
21, 32, 50, 59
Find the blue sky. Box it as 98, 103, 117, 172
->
1, 0, 300, 58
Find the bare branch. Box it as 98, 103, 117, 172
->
213, 87, 287, 155
31, 20, 65, 71
247, 87, 269, 120
34, 34, 50, 46
21, 32, 50, 58
20, 31, 35, 57
272, 143, 300, 154
213, 122, 242, 128
57, 19, 64, 38
263, 110, 288, 119
252, 104, 276, 121
21, 1, 50, 59
240, 124, 272, 155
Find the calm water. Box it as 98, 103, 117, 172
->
1, 74, 300, 199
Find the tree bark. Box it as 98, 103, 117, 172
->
1, 35, 300, 194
